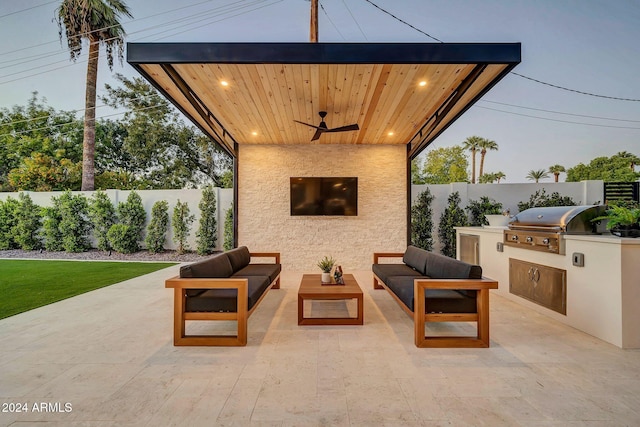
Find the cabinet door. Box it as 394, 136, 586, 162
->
459, 234, 480, 265
509, 258, 566, 315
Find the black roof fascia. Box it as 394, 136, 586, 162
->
127, 42, 521, 65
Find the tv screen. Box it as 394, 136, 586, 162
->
290, 177, 358, 216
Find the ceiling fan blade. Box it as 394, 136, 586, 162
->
293, 120, 322, 130
311, 128, 324, 141
326, 124, 360, 133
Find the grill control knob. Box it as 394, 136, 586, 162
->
542, 238, 550, 245
526, 236, 534, 243
511, 235, 518, 241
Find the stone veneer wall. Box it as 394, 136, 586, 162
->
238, 144, 407, 271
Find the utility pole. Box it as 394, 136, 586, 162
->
310, 0, 318, 42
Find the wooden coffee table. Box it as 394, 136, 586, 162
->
297, 274, 363, 325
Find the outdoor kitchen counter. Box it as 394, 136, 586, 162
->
456, 226, 640, 349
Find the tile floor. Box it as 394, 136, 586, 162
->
1, 267, 639, 426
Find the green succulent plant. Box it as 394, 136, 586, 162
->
317, 255, 336, 273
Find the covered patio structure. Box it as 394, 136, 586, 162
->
127, 42, 520, 270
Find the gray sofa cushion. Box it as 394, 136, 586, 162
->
233, 264, 281, 284
372, 263, 422, 285
424, 251, 482, 279
180, 254, 234, 297
185, 275, 271, 312
403, 245, 428, 274
180, 253, 234, 278
385, 276, 477, 313
226, 246, 251, 273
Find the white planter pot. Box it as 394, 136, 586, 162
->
321, 272, 331, 283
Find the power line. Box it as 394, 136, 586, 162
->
510, 72, 640, 102
480, 100, 640, 123
0, 1, 58, 20
361, 0, 442, 42
476, 105, 640, 130
319, 1, 346, 40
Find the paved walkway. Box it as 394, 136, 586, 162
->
1, 267, 639, 426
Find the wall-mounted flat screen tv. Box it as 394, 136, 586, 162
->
290, 177, 358, 216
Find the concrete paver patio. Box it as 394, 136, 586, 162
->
1, 266, 639, 426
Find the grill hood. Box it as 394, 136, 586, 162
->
509, 205, 607, 234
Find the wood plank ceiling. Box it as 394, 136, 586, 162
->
128, 43, 520, 158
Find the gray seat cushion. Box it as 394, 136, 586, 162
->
233, 264, 281, 284
180, 253, 234, 297
226, 246, 251, 273
372, 263, 422, 285
185, 275, 271, 312
403, 245, 428, 274
385, 276, 477, 313
424, 251, 482, 279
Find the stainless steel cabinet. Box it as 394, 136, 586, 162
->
509, 258, 567, 315
459, 234, 480, 265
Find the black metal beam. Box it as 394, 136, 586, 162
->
127, 42, 521, 65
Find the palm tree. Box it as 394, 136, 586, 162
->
616, 151, 640, 171
548, 164, 566, 182
462, 135, 482, 184
57, 0, 132, 191
494, 171, 506, 183
478, 138, 498, 178
526, 169, 549, 183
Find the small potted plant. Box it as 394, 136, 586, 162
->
317, 255, 336, 283
592, 205, 640, 238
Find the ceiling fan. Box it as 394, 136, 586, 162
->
294, 111, 359, 141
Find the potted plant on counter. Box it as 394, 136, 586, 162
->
592, 205, 640, 238
317, 255, 336, 283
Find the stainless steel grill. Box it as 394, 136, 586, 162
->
503, 205, 606, 254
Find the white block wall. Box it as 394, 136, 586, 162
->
237, 144, 407, 271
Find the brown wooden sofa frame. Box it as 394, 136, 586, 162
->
373, 252, 498, 348
165, 252, 280, 346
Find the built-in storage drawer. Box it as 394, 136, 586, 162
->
509, 258, 567, 315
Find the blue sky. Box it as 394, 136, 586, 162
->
1, 0, 639, 183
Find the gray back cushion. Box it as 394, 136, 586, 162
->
180, 253, 233, 278
424, 251, 482, 279
403, 245, 428, 274
226, 246, 251, 273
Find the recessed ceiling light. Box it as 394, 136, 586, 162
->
419, 81, 427, 87
251, 131, 258, 136
220, 80, 229, 87
388, 131, 394, 136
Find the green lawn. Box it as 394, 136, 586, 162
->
0, 260, 176, 319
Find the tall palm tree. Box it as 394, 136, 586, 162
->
57, 0, 132, 191
494, 171, 506, 183
526, 169, 549, 183
616, 151, 640, 170
462, 135, 482, 184
478, 138, 498, 178
548, 164, 566, 182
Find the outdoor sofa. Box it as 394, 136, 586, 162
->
372, 246, 498, 348
165, 246, 281, 346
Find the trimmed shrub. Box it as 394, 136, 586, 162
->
517, 189, 576, 212
58, 191, 91, 253
172, 200, 194, 254
13, 193, 42, 251
145, 200, 169, 254
109, 191, 146, 253
438, 192, 468, 258
411, 188, 434, 251
0, 197, 20, 250
196, 186, 217, 255
223, 204, 234, 251
466, 196, 503, 226
88, 190, 116, 251
107, 224, 138, 254
41, 198, 64, 252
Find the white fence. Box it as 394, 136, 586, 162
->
0, 189, 234, 252
2, 180, 604, 253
